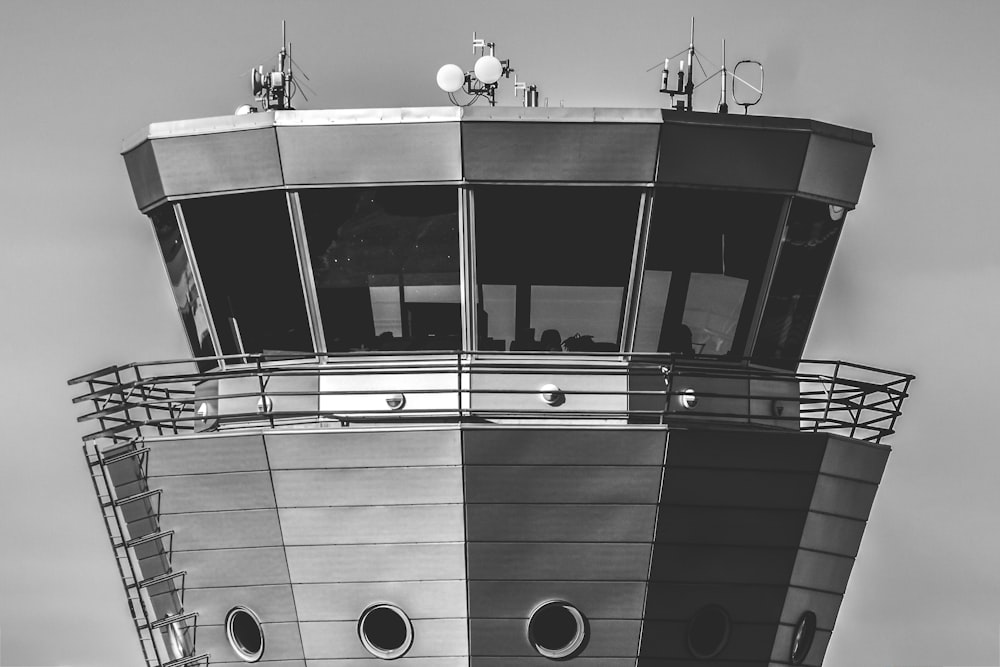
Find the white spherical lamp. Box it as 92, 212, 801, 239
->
436, 64, 466, 93
474, 55, 503, 84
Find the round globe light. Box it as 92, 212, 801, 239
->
474, 55, 503, 84
436, 64, 466, 93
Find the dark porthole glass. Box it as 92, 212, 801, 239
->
790, 611, 818, 664
359, 604, 413, 659
687, 604, 730, 659
527, 601, 588, 659
225, 606, 264, 662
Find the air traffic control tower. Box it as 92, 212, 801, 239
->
70, 72, 913, 667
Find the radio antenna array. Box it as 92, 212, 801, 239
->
239, 20, 306, 114
436, 33, 540, 107
656, 18, 764, 114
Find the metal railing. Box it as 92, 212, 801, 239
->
69, 352, 913, 444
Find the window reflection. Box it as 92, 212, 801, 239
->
635, 189, 783, 356
300, 187, 460, 352
754, 199, 844, 368
149, 206, 216, 369
182, 192, 313, 356
475, 187, 640, 352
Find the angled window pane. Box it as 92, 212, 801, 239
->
474, 186, 640, 352
299, 187, 460, 352
754, 199, 845, 368
149, 205, 215, 369
635, 189, 783, 357
182, 192, 312, 356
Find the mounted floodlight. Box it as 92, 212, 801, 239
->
436, 64, 467, 93
474, 55, 504, 84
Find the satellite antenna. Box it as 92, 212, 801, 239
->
436, 33, 540, 107
238, 20, 308, 114
655, 19, 764, 114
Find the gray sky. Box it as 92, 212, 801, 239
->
1, 1, 999, 665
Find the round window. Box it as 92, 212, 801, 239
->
225, 606, 264, 663
359, 604, 413, 659
687, 604, 730, 659
527, 601, 588, 659
790, 611, 817, 664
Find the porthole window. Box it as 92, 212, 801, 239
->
687, 604, 730, 659
527, 601, 588, 659
358, 604, 413, 659
790, 611, 817, 665
225, 606, 264, 663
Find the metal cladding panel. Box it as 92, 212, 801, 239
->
150, 471, 277, 514
647, 545, 797, 585
280, 504, 465, 545
464, 466, 662, 504
798, 133, 873, 205
293, 581, 467, 621
467, 543, 651, 581
664, 429, 827, 471
277, 123, 462, 185
656, 121, 809, 192
659, 467, 818, 509
212, 662, 304, 667
265, 429, 462, 469
144, 434, 268, 476
216, 374, 320, 423
305, 660, 468, 667
463, 428, 666, 465
468, 371, 628, 415
469, 618, 641, 658
810, 474, 880, 519
770, 626, 832, 667
819, 436, 890, 483
195, 621, 304, 661
466, 504, 656, 542
161, 508, 282, 550
171, 546, 291, 587
778, 587, 842, 631
638, 619, 777, 660
299, 618, 469, 659
473, 660, 634, 667
461, 122, 660, 182
285, 543, 465, 583
123, 140, 164, 210
800, 511, 866, 557
319, 372, 460, 415
184, 583, 298, 624
272, 467, 464, 507
653, 506, 808, 549
665, 375, 750, 425
789, 550, 855, 594
643, 583, 787, 622
468, 581, 645, 619
151, 128, 283, 198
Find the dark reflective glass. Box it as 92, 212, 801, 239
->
635, 189, 783, 357
530, 604, 579, 651
687, 605, 730, 658
754, 200, 844, 368
300, 187, 460, 352
149, 206, 215, 369
474, 186, 640, 352
183, 192, 312, 356
231, 610, 262, 654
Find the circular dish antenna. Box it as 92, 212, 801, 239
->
235, 104, 253, 116
474, 54, 503, 84
251, 67, 264, 96
436, 64, 466, 93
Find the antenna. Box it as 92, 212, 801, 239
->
436, 33, 538, 107
240, 20, 305, 114
656, 19, 763, 114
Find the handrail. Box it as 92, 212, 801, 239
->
69, 351, 913, 444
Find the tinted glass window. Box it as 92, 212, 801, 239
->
183, 192, 312, 356
149, 206, 216, 369
754, 199, 845, 367
635, 189, 783, 356
300, 187, 460, 352
474, 186, 640, 352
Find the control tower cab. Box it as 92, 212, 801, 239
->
72, 106, 911, 667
